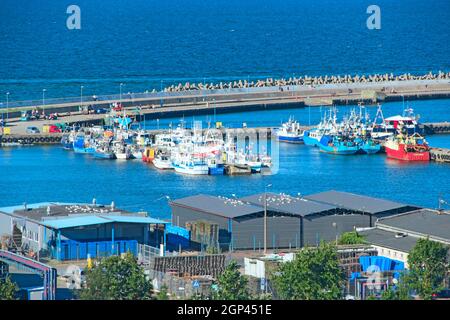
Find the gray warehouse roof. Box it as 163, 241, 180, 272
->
359, 228, 419, 253
240, 193, 336, 217
6, 203, 128, 223
376, 209, 450, 242
305, 190, 412, 214
170, 194, 263, 219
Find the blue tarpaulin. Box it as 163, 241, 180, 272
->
166, 225, 190, 239
359, 256, 405, 272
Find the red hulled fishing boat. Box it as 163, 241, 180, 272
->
384, 133, 430, 161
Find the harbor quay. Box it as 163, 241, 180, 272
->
2, 75, 450, 127
0, 189, 448, 300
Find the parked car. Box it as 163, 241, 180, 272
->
95, 108, 109, 114
49, 125, 61, 133
432, 289, 450, 299
26, 126, 40, 134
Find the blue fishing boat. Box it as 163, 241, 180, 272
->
358, 139, 381, 154
303, 129, 323, 147
73, 136, 95, 154
60, 134, 73, 150
277, 118, 304, 143
93, 148, 116, 159
318, 135, 359, 155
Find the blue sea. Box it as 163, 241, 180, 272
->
0, 0, 449, 218
0, 0, 449, 100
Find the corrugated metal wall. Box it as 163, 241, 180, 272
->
232, 214, 301, 250
171, 206, 231, 246
0, 212, 12, 236
303, 214, 370, 246
171, 205, 374, 250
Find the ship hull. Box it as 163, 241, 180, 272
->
385, 145, 430, 161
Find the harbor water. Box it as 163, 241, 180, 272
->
1, 99, 449, 219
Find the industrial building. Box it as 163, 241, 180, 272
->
0, 202, 169, 261
170, 190, 419, 251
359, 209, 450, 268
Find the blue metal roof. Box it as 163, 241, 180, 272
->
41, 214, 168, 230
42, 216, 110, 229
104, 215, 169, 225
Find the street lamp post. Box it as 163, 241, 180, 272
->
6, 92, 10, 123
42, 89, 46, 116
80, 86, 84, 111
263, 183, 272, 254
119, 83, 124, 107
332, 222, 338, 246
213, 98, 216, 123
160, 80, 163, 107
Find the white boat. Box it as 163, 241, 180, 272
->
277, 117, 304, 143
172, 155, 209, 175
112, 141, 132, 160
153, 154, 174, 170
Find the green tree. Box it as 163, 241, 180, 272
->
156, 285, 169, 300
406, 238, 448, 300
79, 252, 153, 300
0, 277, 18, 300
272, 243, 345, 300
213, 260, 250, 300
381, 273, 412, 300
338, 231, 366, 245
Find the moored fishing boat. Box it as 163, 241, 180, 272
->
73, 135, 95, 154
318, 135, 360, 155
142, 147, 155, 163
153, 153, 174, 170
93, 145, 116, 159
358, 139, 381, 154
277, 117, 304, 143
61, 133, 74, 150
207, 157, 225, 175
384, 133, 430, 161
303, 129, 323, 147
172, 158, 209, 175
112, 141, 132, 160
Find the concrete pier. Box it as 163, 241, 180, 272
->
1, 78, 450, 137
1, 78, 450, 127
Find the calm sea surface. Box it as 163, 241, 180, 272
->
0, 0, 449, 100
0, 0, 449, 218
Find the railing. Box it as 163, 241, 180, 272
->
137, 243, 161, 265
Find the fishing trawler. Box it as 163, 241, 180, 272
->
73, 135, 95, 154
172, 154, 209, 175
112, 141, 132, 160
318, 135, 360, 155
277, 117, 304, 143
93, 144, 116, 159
385, 132, 430, 161
153, 152, 174, 170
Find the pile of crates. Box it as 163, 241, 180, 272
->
57, 240, 138, 261
185, 220, 219, 249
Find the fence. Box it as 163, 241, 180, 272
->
145, 268, 213, 298
137, 243, 161, 266
56, 239, 138, 261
